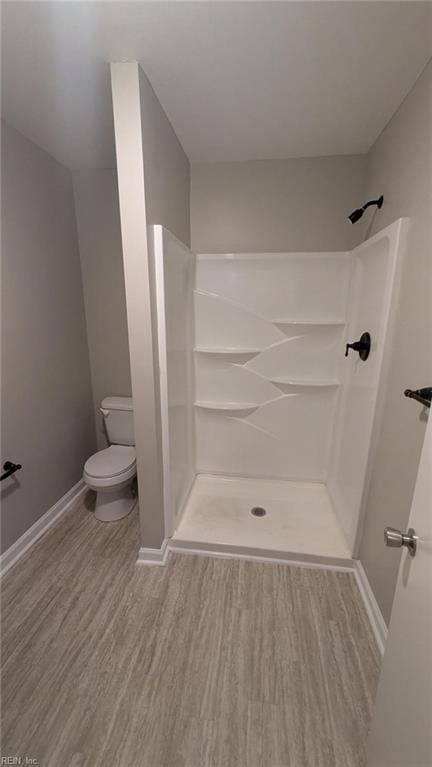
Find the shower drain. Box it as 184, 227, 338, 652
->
250, 506, 267, 517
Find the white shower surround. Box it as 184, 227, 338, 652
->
153, 220, 407, 559
328, 218, 408, 553
194, 252, 351, 482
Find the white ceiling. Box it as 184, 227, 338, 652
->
2, 2, 431, 169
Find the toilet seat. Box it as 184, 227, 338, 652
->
84, 445, 136, 485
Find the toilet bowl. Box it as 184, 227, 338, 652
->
84, 445, 137, 522
83, 396, 137, 522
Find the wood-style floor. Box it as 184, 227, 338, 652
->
1, 494, 380, 767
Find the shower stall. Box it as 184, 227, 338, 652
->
151, 219, 407, 565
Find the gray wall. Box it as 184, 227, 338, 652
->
191, 155, 366, 253
1, 121, 96, 553
358, 60, 432, 624
72, 170, 132, 449
139, 69, 191, 247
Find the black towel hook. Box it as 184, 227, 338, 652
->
404, 387, 432, 409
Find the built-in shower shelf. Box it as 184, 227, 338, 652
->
272, 318, 345, 330
270, 377, 340, 388
195, 401, 259, 415
194, 347, 262, 362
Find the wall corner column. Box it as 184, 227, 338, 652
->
110, 62, 165, 550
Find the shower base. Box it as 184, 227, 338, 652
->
172, 473, 352, 566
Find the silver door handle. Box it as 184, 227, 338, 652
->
384, 527, 417, 557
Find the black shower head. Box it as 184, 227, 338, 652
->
348, 195, 384, 224
348, 208, 364, 224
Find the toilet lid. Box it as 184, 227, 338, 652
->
84, 445, 136, 479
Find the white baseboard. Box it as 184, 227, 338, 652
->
168, 538, 355, 572
137, 538, 169, 566
0, 479, 87, 577
353, 560, 388, 655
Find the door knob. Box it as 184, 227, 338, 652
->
345, 331, 371, 361
384, 526, 417, 557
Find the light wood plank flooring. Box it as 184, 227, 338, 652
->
1, 493, 380, 766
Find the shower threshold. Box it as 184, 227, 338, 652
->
172, 474, 352, 567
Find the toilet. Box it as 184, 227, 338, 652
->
83, 396, 137, 522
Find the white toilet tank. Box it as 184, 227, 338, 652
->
101, 396, 134, 446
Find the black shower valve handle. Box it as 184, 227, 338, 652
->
345, 341, 361, 357
345, 332, 371, 361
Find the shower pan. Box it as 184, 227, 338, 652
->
151, 219, 408, 566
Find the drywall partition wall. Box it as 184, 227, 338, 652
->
138, 70, 190, 247
328, 219, 407, 554
1, 121, 96, 552
150, 226, 195, 536
111, 62, 191, 549
194, 252, 351, 480
191, 155, 366, 253
111, 62, 165, 550
72, 170, 132, 449
111, 64, 164, 549
358, 59, 432, 624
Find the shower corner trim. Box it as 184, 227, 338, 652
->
151, 224, 197, 539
